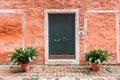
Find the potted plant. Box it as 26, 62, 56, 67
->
9, 47, 38, 72
84, 49, 109, 71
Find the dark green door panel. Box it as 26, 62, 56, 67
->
49, 14, 75, 59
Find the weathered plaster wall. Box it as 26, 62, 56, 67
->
0, 0, 119, 64
86, 13, 117, 63
0, 13, 22, 64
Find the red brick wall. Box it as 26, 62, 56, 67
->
0, 0, 119, 64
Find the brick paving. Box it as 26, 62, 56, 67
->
0, 65, 120, 80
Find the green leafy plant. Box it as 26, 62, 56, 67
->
84, 49, 109, 65
9, 47, 38, 65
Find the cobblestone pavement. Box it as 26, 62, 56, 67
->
0, 65, 120, 80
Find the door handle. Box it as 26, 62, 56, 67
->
53, 39, 60, 42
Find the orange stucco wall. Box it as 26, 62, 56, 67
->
0, 0, 120, 64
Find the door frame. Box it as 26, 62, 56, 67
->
45, 9, 79, 64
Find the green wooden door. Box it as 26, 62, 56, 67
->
49, 14, 75, 59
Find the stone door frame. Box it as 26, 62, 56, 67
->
44, 9, 80, 64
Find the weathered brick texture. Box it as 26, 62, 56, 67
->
0, 0, 119, 64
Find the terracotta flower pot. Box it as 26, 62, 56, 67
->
92, 63, 101, 71
21, 63, 30, 72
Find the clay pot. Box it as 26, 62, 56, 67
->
21, 64, 30, 72
92, 63, 101, 71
